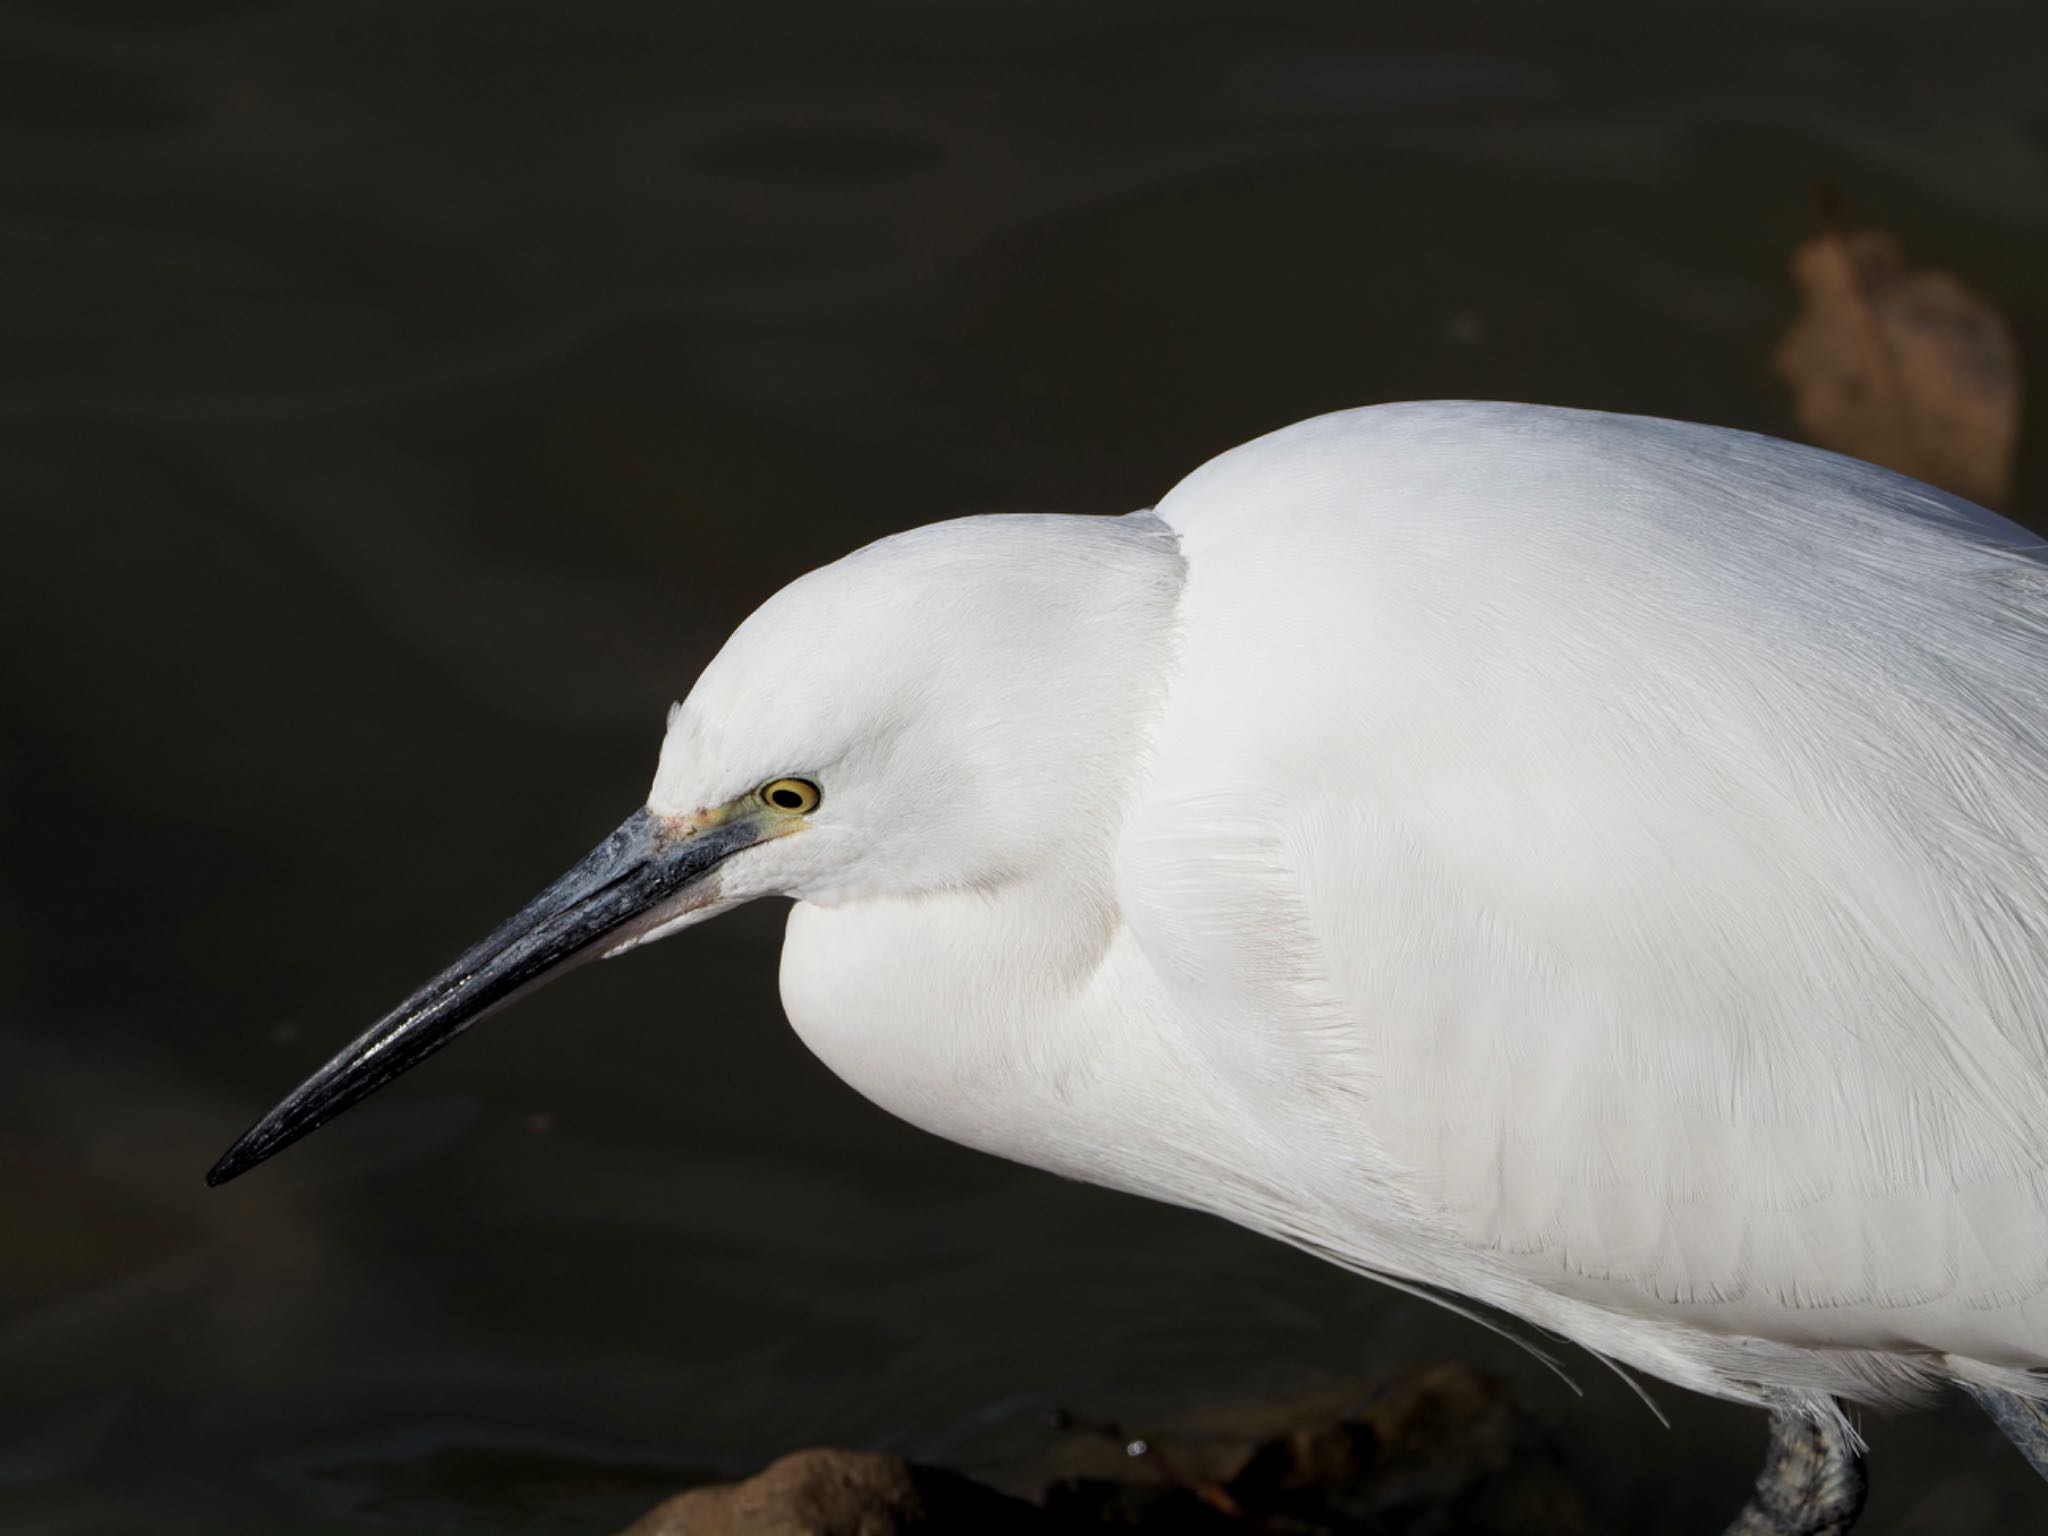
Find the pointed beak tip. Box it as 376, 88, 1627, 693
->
205, 1135, 260, 1188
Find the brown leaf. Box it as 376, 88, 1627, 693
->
1773, 224, 2021, 508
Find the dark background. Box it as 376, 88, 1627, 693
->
4, 2, 2047, 1532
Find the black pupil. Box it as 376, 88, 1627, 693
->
771, 786, 805, 809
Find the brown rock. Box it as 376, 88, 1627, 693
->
619, 1447, 1052, 1536
1227, 1365, 1589, 1534
624, 1367, 1589, 1534
1042, 1365, 1589, 1534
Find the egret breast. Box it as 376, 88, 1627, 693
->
777, 888, 1256, 1204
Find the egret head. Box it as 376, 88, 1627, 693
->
206, 511, 1182, 1186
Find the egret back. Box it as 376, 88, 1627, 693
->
1119, 402, 2048, 1407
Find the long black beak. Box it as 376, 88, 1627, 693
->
206, 805, 758, 1187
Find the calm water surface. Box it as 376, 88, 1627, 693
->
4, 3, 2047, 1531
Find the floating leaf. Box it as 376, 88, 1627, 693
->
1773, 220, 2021, 508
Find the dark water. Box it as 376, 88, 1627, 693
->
4, 3, 2048, 1532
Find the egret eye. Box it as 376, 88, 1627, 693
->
759, 778, 821, 814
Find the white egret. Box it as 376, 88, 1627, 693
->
210, 402, 2048, 1533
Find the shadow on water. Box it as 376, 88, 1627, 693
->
2, 2, 2046, 1531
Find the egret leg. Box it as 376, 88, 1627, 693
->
1961, 1383, 2048, 1481
1721, 1410, 1867, 1536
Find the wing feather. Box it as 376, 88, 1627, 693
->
1118, 403, 2048, 1368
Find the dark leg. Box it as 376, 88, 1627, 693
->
1722, 1410, 1868, 1536
1962, 1382, 2048, 1481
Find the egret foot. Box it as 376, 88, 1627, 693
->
1722, 1411, 1867, 1536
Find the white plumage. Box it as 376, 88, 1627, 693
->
661, 402, 2048, 1428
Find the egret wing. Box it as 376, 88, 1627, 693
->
1117, 403, 2048, 1368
